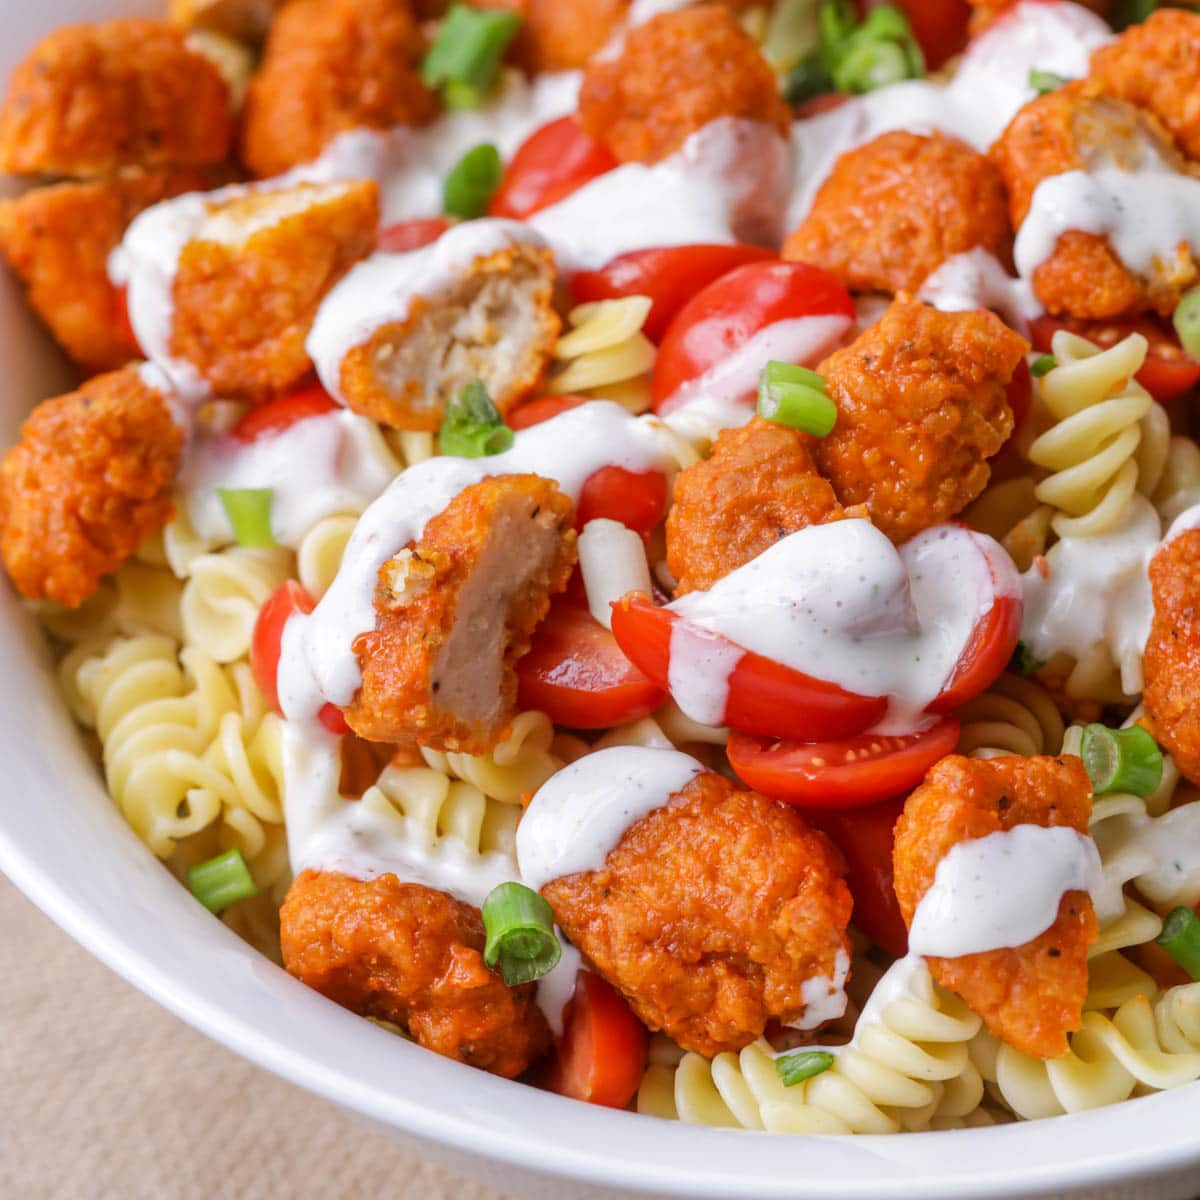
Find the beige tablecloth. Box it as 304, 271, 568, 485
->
0, 873, 510, 1200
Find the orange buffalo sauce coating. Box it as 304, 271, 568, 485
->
0, 367, 183, 608
281, 869, 551, 1078
894, 755, 1096, 1060
543, 770, 852, 1057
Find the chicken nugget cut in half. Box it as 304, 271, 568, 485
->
347, 474, 577, 753
312, 221, 559, 431
815, 300, 1028, 544
0, 366, 183, 608
0, 20, 232, 177
281, 870, 551, 1077
894, 754, 1096, 1059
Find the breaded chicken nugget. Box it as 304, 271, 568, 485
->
281, 870, 550, 1077
474, 0, 630, 72
0, 21, 232, 177
893, 754, 1096, 1059
666, 416, 858, 596
0, 169, 211, 375
170, 179, 380, 398
347, 475, 577, 752
784, 131, 1013, 296
1143, 529, 1200, 786
1090, 10, 1200, 163
241, 0, 437, 178
543, 770, 852, 1056
333, 238, 559, 431
578, 5, 789, 165
815, 301, 1027, 544
991, 83, 1198, 319
0, 367, 182, 608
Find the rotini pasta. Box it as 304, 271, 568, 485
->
296, 513, 357, 598
1153, 434, 1200, 526
956, 673, 1065, 758
962, 476, 1052, 572
550, 297, 657, 412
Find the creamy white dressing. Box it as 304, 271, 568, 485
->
179, 410, 399, 549
667, 520, 1012, 735
657, 314, 853, 443
1165, 503, 1200, 544
907, 825, 1102, 957
788, 948, 851, 1031
306, 218, 547, 407
1093, 799, 1200, 917
516, 746, 704, 892
536, 941, 583, 1036
530, 118, 791, 272
666, 619, 745, 727
917, 248, 1041, 333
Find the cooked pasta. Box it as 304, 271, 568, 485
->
956, 673, 1065, 758
296, 513, 357, 598
962, 477, 1052, 572
550, 298, 656, 410
1153, 434, 1200, 525
35, 559, 185, 647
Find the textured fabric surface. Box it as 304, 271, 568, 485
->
0, 872, 510, 1200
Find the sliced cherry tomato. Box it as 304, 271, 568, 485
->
233, 384, 339, 443
571, 245, 776, 343
577, 467, 668, 536
652, 260, 854, 414
508, 394, 590, 431
547, 970, 648, 1109
610, 594, 887, 742
808, 797, 908, 959
489, 116, 618, 221
728, 716, 960, 809
1030, 315, 1200, 403
377, 217, 450, 254
1004, 357, 1032, 447
517, 598, 664, 729
859, 0, 970, 69
251, 581, 350, 735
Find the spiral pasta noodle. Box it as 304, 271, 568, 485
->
956, 673, 1065, 759
1154, 435, 1200, 526
550, 297, 657, 412
297, 513, 357, 599
962, 477, 1053, 572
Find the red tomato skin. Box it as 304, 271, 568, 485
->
377, 217, 450, 254
859, 0, 970, 69
808, 798, 909, 958
610, 595, 888, 742
1030, 315, 1200, 403
233, 384, 340, 443
489, 116, 618, 221
508, 394, 590, 431
571, 245, 776, 343
652, 261, 855, 411
727, 717, 961, 808
517, 599, 664, 729
577, 467, 668, 536
551, 970, 649, 1109
1004, 358, 1032, 450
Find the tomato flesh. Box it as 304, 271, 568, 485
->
610, 594, 888, 741
508, 394, 590, 431
727, 716, 961, 809
859, 0, 970, 69
377, 217, 450, 254
233, 384, 340, 443
518, 598, 664, 729
577, 466, 668, 536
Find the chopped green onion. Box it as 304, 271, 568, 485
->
1173, 286, 1200, 359
757, 361, 837, 436
421, 4, 521, 109
439, 380, 514, 457
482, 881, 561, 986
1156, 907, 1200, 981
443, 143, 502, 219
1031, 353, 1057, 378
1080, 722, 1163, 798
764, 0, 823, 73
218, 487, 275, 548
188, 848, 258, 914
823, 1, 923, 94
1029, 69, 1069, 95
775, 1049, 835, 1087
782, 50, 833, 106
1009, 641, 1045, 677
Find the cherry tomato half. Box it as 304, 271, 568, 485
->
377, 217, 450, 254
489, 116, 618, 221
652, 260, 854, 414
233, 384, 339, 443
251, 581, 350, 735
1030, 315, 1200, 404
508, 394, 590, 431
572, 245, 776, 343
610, 593, 888, 742
727, 716, 960, 809
578, 467, 668, 536
517, 598, 664, 729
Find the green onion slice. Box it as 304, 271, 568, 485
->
1173, 286, 1200, 359
1031, 354, 1057, 378
823, 1, 923, 95
188, 848, 259, 914
757, 361, 837, 436
1029, 68, 1069, 95
218, 487, 275, 548
1080, 723, 1163, 798
775, 1048, 836, 1087
443, 142, 503, 220
482, 881, 561, 986
439, 380, 514, 458
783, 51, 834, 106
1156, 906, 1200, 981
1009, 640, 1045, 677
421, 4, 521, 103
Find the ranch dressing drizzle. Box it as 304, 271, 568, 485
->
907, 826, 1102, 957
1092, 798, 1200, 919
179, 409, 400, 548
516, 746, 704, 892
667, 520, 1003, 735
789, 948, 851, 1031
917, 248, 1041, 333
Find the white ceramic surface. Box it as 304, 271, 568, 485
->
2, 5, 1200, 1197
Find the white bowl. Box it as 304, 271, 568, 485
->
3, 4, 1200, 1196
